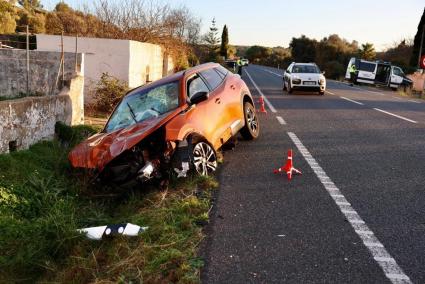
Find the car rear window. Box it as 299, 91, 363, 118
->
359, 62, 376, 73
200, 68, 223, 90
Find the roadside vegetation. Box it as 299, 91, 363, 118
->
0, 123, 218, 283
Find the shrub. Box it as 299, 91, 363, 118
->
91, 73, 129, 114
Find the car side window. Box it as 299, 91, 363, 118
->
393, 67, 403, 77
200, 68, 223, 90
187, 75, 209, 99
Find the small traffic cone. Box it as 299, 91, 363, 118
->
273, 149, 302, 180
257, 96, 267, 114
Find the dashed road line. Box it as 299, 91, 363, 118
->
276, 116, 286, 125
408, 99, 421, 104
373, 108, 418, 124
286, 131, 412, 284
245, 69, 277, 113
340, 96, 364, 105
262, 69, 283, 77
325, 91, 335, 95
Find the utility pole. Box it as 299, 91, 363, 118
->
26, 25, 29, 96
418, 24, 425, 69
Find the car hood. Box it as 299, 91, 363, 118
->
69, 111, 178, 171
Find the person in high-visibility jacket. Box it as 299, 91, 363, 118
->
348, 64, 357, 85
237, 59, 243, 75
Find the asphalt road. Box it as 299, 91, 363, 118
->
201, 65, 425, 284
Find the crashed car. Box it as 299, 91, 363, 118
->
69, 63, 260, 186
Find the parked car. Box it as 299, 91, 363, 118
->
241, 58, 249, 66
345, 57, 413, 91
283, 62, 326, 95
69, 63, 259, 187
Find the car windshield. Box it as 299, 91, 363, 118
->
105, 81, 180, 132
292, 65, 320, 73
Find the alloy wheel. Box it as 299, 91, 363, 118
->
193, 142, 217, 176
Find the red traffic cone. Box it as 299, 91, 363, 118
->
273, 149, 302, 180
257, 96, 267, 114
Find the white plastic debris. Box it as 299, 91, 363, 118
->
78, 223, 148, 240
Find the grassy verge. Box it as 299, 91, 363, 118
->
0, 123, 218, 283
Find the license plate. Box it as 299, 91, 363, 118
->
304, 81, 316, 85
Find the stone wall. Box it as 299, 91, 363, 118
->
0, 49, 83, 99
0, 95, 72, 153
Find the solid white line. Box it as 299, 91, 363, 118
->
373, 108, 418, 124
408, 99, 421, 104
375, 257, 396, 262
276, 116, 286, 125
244, 69, 277, 113
340, 96, 364, 105
286, 131, 412, 284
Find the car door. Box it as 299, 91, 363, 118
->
390, 66, 404, 88
198, 68, 229, 146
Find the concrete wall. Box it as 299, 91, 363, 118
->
408, 71, 425, 92
36, 34, 130, 102
0, 49, 83, 99
0, 95, 72, 153
36, 35, 174, 102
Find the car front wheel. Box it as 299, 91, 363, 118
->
192, 141, 217, 176
287, 82, 293, 94
240, 101, 260, 140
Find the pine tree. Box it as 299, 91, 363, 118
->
220, 25, 229, 59
204, 18, 219, 61
410, 8, 425, 67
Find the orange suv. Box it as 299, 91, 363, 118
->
69, 63, 259, 186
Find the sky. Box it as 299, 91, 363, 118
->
41, 0, 424, 51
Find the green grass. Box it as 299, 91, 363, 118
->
0, 123, 218, 283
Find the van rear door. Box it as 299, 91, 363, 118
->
357, 60, 376, 84
389, 66, 404, 89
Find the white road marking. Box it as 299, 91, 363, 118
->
276, 116, 286, 125
373, 108, 418, 124
325, 91, 335, 95
286, 131, 412, 284
260, 68, 283, 77
244, 69, 277, 113
392, 96, 402, 100
408, 99, 421, 104
340, 96, 364, 105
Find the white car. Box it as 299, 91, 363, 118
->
241, 59, 249, 66
283, 62, 326, 95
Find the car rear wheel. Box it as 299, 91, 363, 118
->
240, 102, 260, 140
192, 141, 217, 176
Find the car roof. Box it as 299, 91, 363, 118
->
125, 62, 220, 97
293, 62, 318, 66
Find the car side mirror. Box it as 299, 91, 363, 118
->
190, 91, 209, 105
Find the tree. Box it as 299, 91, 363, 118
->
358, 43, 376, 60
0, 0, 17, 34
289, 35, 317, 62
245, 45, 272, 63
203, 18, 220, 61
410, 8, 425, 67
220, 24, 229, 58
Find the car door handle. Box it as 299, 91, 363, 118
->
230, 84, 236, 90
215, 98, 221, 104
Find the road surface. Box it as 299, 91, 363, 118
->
201, 65, 425, 283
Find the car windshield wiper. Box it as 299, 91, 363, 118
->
127, 102, 138, 123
